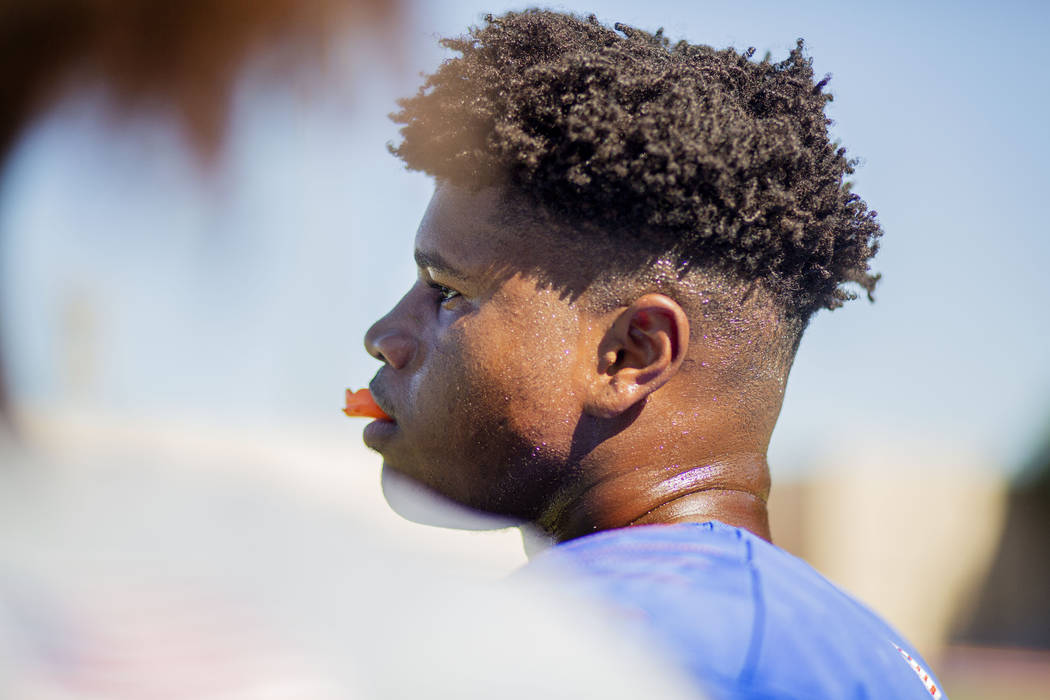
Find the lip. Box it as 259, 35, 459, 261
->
367, 377, 398, 423
362, 415, 398, 451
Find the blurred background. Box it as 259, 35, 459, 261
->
1, 1, 1048, 698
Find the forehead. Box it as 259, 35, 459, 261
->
415, 183, 625, 310
414, 183, 541, 276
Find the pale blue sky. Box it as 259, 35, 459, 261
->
2, 1, 1048, 475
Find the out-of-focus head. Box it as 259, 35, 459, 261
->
0, 0, 402, 422
365, 10, 882, 521
0, 0, 401, 161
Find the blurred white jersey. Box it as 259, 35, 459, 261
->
0, 446, 700, 699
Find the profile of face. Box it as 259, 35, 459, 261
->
363, 184, 596, 519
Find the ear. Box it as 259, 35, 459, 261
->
584, 294, 690, 419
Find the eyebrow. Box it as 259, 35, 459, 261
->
414, 249, 467, 280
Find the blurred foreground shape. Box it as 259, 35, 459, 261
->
0, 0, 401, 159
0, 425, 700, 699
0, 0, 403, 419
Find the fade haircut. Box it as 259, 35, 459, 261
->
389, 9, 882, 326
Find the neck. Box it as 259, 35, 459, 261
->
536, 451, 771, 544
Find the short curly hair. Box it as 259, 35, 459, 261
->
390, 9, 881, 320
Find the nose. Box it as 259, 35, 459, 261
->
364, 313, 418, 371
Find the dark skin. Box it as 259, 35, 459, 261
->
365, 183, 777, 544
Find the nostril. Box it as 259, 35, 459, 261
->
363, 326, 382, 362
365, 329, 416, 370
364, 328, 384, 362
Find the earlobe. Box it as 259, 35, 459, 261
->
585, 294, 690, 418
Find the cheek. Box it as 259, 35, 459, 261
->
421, 311, 574, 440
407, 322, 498, 442
393, 301, 585, 514
396, 327, 524, 502
469, 310, 580, 444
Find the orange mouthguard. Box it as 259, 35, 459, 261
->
343, 388, 392, 420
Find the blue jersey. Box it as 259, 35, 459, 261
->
526, 522, 946, 699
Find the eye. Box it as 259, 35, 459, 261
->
428, 281, 461, 305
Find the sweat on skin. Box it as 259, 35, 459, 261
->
362, 10, 880, 546
364, 183, 785, 544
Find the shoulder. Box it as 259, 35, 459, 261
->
525, 522, 947, 699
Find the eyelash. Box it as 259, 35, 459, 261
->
428, 281, 461, 304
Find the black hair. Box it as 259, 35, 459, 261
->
390, 9, 881, 321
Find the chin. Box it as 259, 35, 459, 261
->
379, 466, 522, 531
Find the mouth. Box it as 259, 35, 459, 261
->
367, 377, 397, 424
362, 415, 398, 452
363, 375, 400, 452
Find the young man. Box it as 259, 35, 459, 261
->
365, 10, 946, 699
